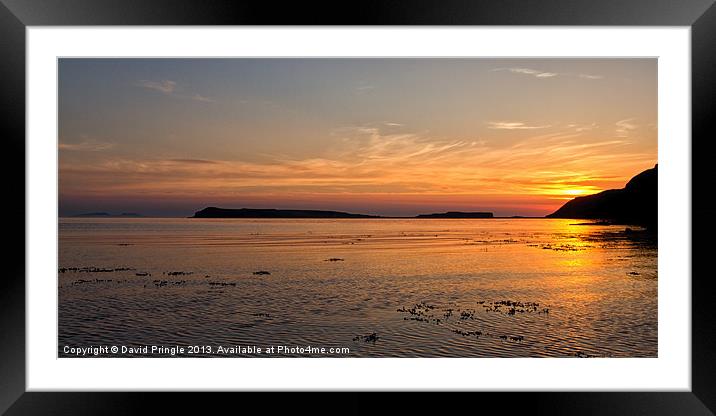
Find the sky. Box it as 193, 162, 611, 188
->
58, 58, 657, 217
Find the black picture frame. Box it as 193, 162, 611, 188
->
2, 0, 714, 414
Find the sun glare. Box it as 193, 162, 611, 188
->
563, 189, 590, 196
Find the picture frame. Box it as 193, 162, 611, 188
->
2, 0, 714, 413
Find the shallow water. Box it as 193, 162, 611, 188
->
58, 218, 657, 357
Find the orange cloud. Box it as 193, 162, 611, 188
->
59, 123, 656, 216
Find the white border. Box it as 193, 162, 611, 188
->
27, 27, 691, 391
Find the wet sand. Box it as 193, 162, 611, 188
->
58, 218, 657, 357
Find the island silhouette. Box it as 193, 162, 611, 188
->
74, 167, 655, 224
191, 207, 496, 219
192, 207, 381, 219
189, 165, 656, 225
416, 212, 493, 219
72, 212, 145, 218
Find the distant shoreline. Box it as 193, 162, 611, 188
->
63, 166, 657, 225
61, 215, 573, 220
189, 207, 520, 219
58, 215, 657, 229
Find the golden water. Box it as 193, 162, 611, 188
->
58, 218, 657, 357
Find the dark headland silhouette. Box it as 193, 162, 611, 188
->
547, 165, 657, 228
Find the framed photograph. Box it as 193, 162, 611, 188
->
3, 0, 715, 413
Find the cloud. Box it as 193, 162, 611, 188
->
59, 123, 655, 216
59, 139, 114, 152
136, 80, 214, 103
493, 67, 558, 78
355, 85, 375, 95
579, 74, 604, 80
566, 122, 598, 132
384, 122, 404, 127
192, 94, 215, 103
167, 159, 220, 165
137, 79, 177, 94
487, 121, 551, 130
615, 118, 638, 137
493, 68, 604, 80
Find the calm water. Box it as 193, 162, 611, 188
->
58, 218, 657, 357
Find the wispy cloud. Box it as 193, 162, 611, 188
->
59, 121, 655, 217
566, 122, 598, 132
136, 79, 215, 103
137, 79, 177, 94
487, 121, 551, 130
59, 139, 114, 152
167, 159, 220, 165
579, 73, 605, 80
493, 67, 558, 78
355, 85, 375, 95
192, 94, 215, 103
493, 68, 604, 81
615, 118, 638, 137
384, 122, 404, 127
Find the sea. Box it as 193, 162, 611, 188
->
58, 218, 657, 357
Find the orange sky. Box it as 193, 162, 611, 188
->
58, 59, 657, 217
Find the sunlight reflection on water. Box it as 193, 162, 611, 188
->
59, 218, 657, 357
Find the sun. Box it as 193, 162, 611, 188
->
539, 185, 601, 200
563, 189, 590, 197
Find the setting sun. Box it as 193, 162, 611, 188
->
563, 189, 594, 197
